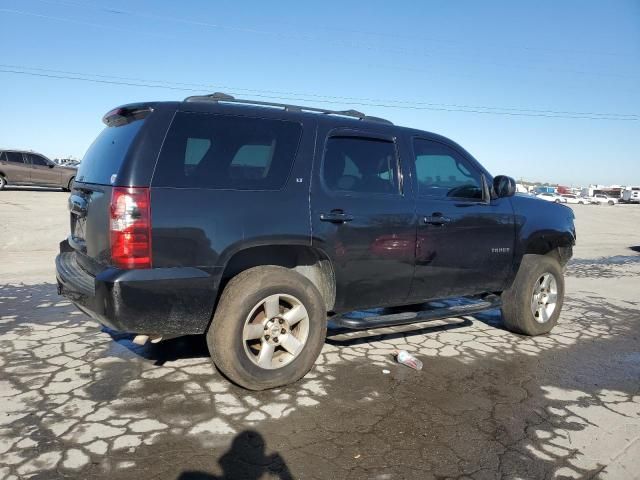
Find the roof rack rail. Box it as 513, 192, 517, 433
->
183, 92, 393, 125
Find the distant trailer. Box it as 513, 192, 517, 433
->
621, 187, 640, 204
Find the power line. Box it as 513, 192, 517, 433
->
0, 8, 175, 39
5, 4, 638, 81
0, 66, 637, 121
31, 0, 626, 58
2, 63, 637, 119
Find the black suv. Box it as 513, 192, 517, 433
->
56, 93, 575, 390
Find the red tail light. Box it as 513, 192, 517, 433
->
110, 187, 152, 269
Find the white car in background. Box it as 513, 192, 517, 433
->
536, 192, 563, 203
591, 194, 618, 205
561, 194, 588, 204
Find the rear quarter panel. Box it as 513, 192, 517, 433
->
149, 118, 316, 276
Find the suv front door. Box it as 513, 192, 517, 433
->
26, 153, 59, 186
408, 137, 515, 301
311, 127, 415, 312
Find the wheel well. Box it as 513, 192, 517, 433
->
525, 238, 573, 267
220, 245, 336, 311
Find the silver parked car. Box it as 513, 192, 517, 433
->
0, 149, 76, 191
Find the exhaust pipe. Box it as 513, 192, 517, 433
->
132, 334, 163, 346
132, 334, 149, 345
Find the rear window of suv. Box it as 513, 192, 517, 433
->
76, 119, 145, 185
152, 112, 302, 190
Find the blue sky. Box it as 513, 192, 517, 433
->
1, 0, 638, 186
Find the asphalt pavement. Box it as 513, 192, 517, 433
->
1, 188, 639, 479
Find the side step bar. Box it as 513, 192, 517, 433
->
330, 295, 502, 331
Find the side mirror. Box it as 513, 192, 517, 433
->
493, 175, 516, 198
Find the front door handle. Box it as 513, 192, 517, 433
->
423, 214, 451, 226
320, 210, 354, 223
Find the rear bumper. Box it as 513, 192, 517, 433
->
55, 247, 220, 335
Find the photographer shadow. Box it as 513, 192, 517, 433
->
177, 430, 293, 480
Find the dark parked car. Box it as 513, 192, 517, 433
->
0, 149, 76, 191
56, 93, 576, 390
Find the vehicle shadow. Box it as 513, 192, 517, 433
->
176, 430, 293, 480
104, 328, 210, 366
630, 246, 640, 253
326, 299, 496, 346
104, 311, 474, 361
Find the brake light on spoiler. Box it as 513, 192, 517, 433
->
110, 187, 152, 269
102, 104, 153, 127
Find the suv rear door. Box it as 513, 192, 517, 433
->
407, 136, 515, 300
1, 151, 31, 184
310, 126, 415, 311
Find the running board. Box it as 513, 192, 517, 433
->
330, 296, 502, 330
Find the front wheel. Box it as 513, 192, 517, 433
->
0, 176, 6, 190
207, 266, 327, 390
608, 200, 614, 206
501, 254, 564, 335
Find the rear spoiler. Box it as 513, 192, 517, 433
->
102, 103, 154, 127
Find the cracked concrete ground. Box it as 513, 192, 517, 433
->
1, 189, 639, 480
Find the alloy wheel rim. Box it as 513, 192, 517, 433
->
242, 293, 310, 370
530, 273, 558, 323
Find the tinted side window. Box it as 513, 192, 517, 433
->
28, 154, 49, 166
322, 136, 398, 194
153, 112, 302, 190
5, 152, 25, 164
413, 139, 483, 200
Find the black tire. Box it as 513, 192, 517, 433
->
0, 175, 6, 190
608, 200, 614, 206
207, 266, 327, 390
63, 176, 75, 192
501, 254, 564, 336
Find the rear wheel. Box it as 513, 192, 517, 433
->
608, 200, 614, 206
0, 176, 6, 190
207, 266, 327, 390
501, 254, 564, 336
63, 176, 75, 192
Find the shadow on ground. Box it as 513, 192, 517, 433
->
177, 430, 293, 480
105, 329, 209, 366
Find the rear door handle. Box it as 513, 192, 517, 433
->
320, 210, 354, 223
423, 214, 451, 226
